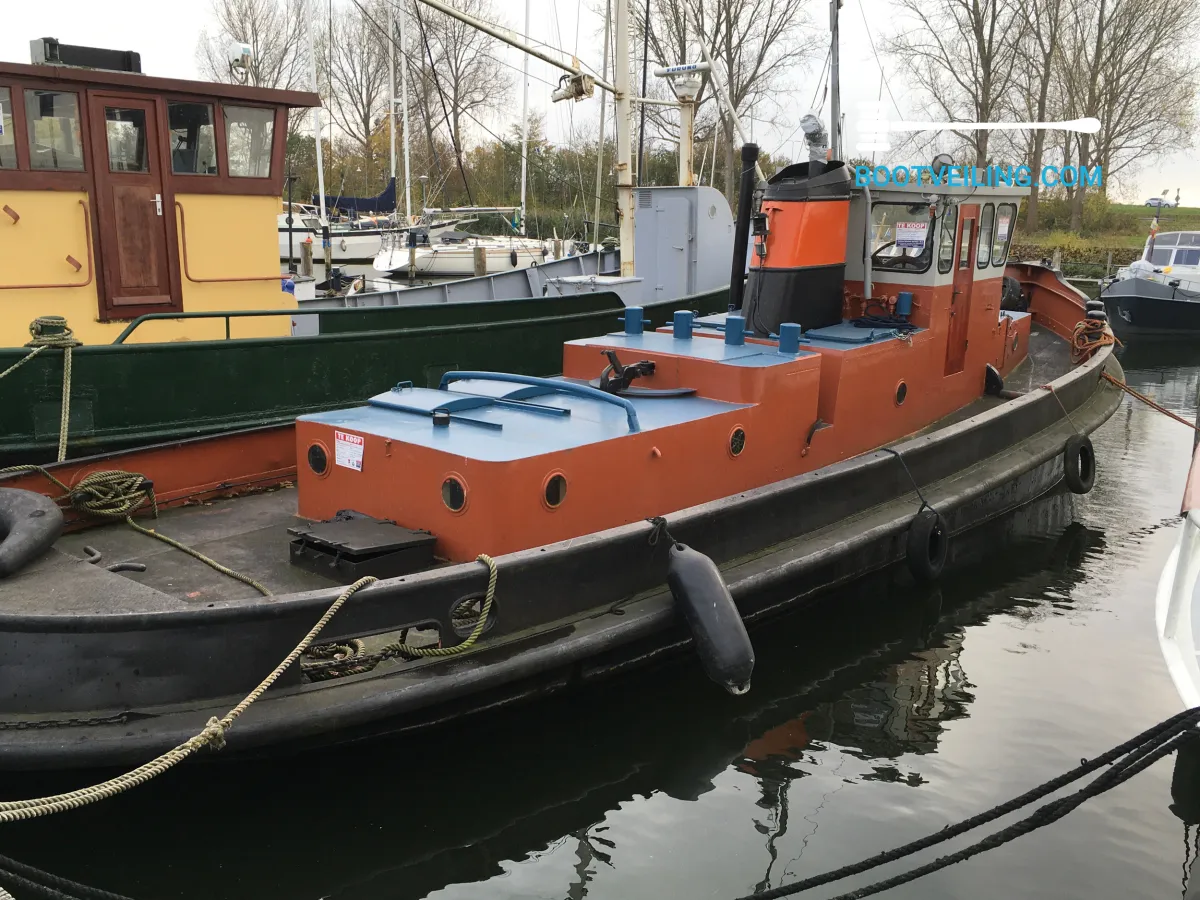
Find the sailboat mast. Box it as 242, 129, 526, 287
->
400, 1, 413, 220
614, 0, 635, 276
388, 6, 397, 211
593, 0, 611, 247
829, 0, 841, 159
519, 0, 530, 236
307, 0, 327, 222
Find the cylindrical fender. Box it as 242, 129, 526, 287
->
0, 488, 64, 578
667, 543, 755, 695
1064, 434, 1096, 494
906, 507, 948, 584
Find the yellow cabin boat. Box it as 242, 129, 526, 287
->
0, 40, 319, 346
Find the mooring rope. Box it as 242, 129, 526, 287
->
0, 850, 135, 900
301, 555, 498, 677
1101, 371, 1200, 433
736, 708, 1200, 900
0, 575, 377, 823
0, 466, 271, 597
0, 317, 82, 462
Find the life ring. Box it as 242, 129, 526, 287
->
906, 506, 948, 584
1063, 434, 1095, 494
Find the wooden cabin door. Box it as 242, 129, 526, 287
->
944, 204, 978, 376
88, 95, 180, 315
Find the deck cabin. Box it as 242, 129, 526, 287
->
0, 45, 320, 346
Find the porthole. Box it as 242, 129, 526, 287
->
307, 442, 330, 476
895, 381, 908, 406
543, 472, 568, 509
441, 475, 468, 513
729, 426, 747, 458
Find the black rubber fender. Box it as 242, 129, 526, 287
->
906, 506, 948, 584
1064, 433, 1096, 494
666, 543, 755, 695
0, 488, 64, 578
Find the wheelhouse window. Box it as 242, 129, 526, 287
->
168, 102, 217, 175
976, 203, 995, 268
104, 108, 149, 173
958, 220, 974, 268
224, 105, 273, 177
0, 88, 15, 169
24, 90, 84, 171
1149, 247, 1173, 266
992, 203, 1016, 267
870, 202, 934, 274
1176, 248, 1200, 267
937, 205, 957, 274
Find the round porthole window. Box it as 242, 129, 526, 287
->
441, 475, 467, 512
543, 472, 568, 509
729, 426, 747, 457
895, 381, 908, 406
307, 442, 329, 476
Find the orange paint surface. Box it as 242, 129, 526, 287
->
0, 426, 297, 529
753, 199, 850, 269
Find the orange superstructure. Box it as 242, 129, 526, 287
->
295, 173, 1047, 563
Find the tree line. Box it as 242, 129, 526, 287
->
197, 0, 1197, 235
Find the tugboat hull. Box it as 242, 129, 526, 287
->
0, 327, 1121, 770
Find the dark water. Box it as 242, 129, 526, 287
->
4, 341, 1200, 900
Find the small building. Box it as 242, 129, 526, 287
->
0, 42, 320, 346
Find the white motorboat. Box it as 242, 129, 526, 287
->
373, 231, 555, 276
1157, 440, 1200, 709
279, 208, 469, 266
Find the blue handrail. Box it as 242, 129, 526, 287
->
439, 371, 641, 433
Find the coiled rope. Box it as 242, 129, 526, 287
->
0, 317, 82, 462
735, 707, 1200, 900
0, 466, 271, 597
1071, 318, 1118, 365
0, 575, 377, 824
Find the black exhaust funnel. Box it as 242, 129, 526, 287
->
728, 142, 759, 313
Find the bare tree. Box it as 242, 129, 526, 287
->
196, 0, 308, 90
1062, 0, 1199, 228
887, 0, 1026, 167
635, 0, 817, 198
322, 0, 391, 184
1010, 0, 1066, 230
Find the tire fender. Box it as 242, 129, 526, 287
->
1064, 434, 1096, 494
906, 506, 948, 584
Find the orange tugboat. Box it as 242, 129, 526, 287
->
0, 152, 1120, 771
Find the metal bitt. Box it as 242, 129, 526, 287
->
728, 142, 760, 313
725, 314, 750, 346
778, 322, 802, 354
619, 306, 645, 335
673, 309, 694, 339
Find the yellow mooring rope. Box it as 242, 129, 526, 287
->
0, 575, 377, 823
0, 317, 82, 462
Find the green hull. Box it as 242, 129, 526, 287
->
0, 289, 729, 464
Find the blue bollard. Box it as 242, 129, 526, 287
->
778, 322, 801, 354
725, 315, 747, 346
619, 306, 645, 335
673, 310, 694, 340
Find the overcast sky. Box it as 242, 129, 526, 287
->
3, 0, 1197, 206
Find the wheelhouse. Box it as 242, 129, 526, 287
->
0, 49, 319, 345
